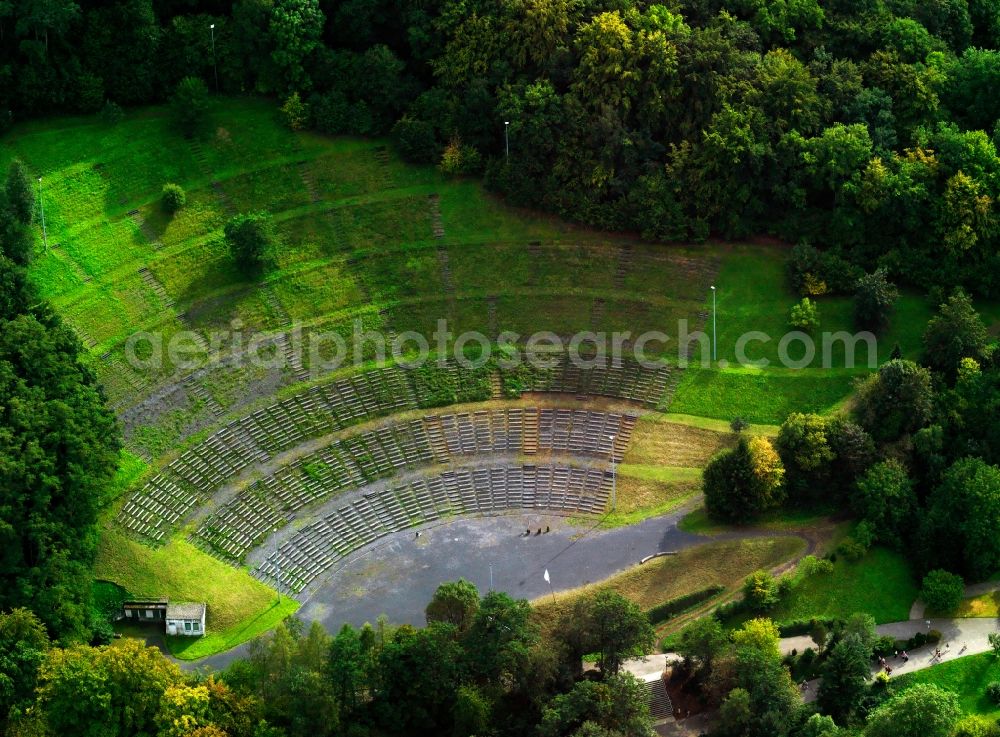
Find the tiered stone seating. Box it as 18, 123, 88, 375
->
516, 354, 672, 406
253, 464, 613, 593
117, 366, 418, 542
118, 350, 654, 544
190, 408, 638, 560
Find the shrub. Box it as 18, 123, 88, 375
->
161, 183, 186, 214
920, 569, 965, 613
837, 537, 868, 562
953, 714, 1000, 737
391, 117, 439, 164
986, 682, 1000, 704
645, 585, 725, 624
439, 135, 483, 175
800, 555, 834, 577
100, 101, 124, 125
854, 268, 899, 332
224, 211, 276, 275
310, 91, 372, 135
171, 76, 210, 138
742, 570, 781, 612
778, 617, 840, 638
786, 242, 862, 295
730, 417, 750, 434
280, 92, 310, 131
789, 297, 820, 332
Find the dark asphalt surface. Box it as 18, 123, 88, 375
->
184, 508, 707, 671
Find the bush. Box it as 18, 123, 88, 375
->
789, 297, 820, 332
742, 570, 781, 612
224, 211, 276, 275
920, 569, 965, 613
837, 537, 868, 562
439, 136, 483, 175
391, 117, 439, 164
800, 555, 834, 577
786, 242, 862, 296
646, 585, 725, 624
280, 92, 310, 131
100, 101, 124, 125
854, 268, 899, 332
730, 417, 750, 434
778, 617, 840, 638
171, 76, 210, 138
161, 183, 186, 214
986, 682, 1000, 704
310, 91, 372, 135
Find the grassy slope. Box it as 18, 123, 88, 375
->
94, 526, 298, 659
894, 654, 1000, 720
533, 536, 806, 637
768, 547, 918, 625
669, 245, 933, 422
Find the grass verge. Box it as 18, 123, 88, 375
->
762, 547, 917, 626
94, 526, 299, 660
894, 653, 1000, 720
532, 536, 806, 638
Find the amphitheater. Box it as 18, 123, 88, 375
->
4, 100, 738, 640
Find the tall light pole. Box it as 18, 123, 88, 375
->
710, 285, 717, 362
273, 526, 281, 604
36, 177, 48, 252
606, 434, 617, 512
504, 121, 509, 159
210, 23, 219, 93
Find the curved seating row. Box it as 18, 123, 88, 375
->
190, 408, 637, 560
253, 463, 614, 594
117, 356, 664, 544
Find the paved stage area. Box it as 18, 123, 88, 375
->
297, 509, 704, 630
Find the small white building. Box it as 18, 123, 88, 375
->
165, 602, 206, 637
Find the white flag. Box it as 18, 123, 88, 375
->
543, 569, 550, 583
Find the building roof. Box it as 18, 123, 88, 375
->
166, 602, 206, 620
123, 599, 168, 609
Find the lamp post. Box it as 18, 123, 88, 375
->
37, 177, 48, 252
210, 24, 219, 93
273, 527, 281, 604
710, 285, 717, 362
504, 121, 509, 159
606, 434, 617, 512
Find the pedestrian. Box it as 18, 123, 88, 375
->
536, 528, 541, 535
415, 531, 420, 539
894, 650, 898, 659
901, 650, 908, 662
545, 525, 550, 533
526, 528, 530, 536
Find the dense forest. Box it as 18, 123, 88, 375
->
4, 0, 1000, 293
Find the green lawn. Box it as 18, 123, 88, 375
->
669, 366, 856, 424
94, 526, 299, 660
894, 653, 1000, 720
770, 547, 918, 625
